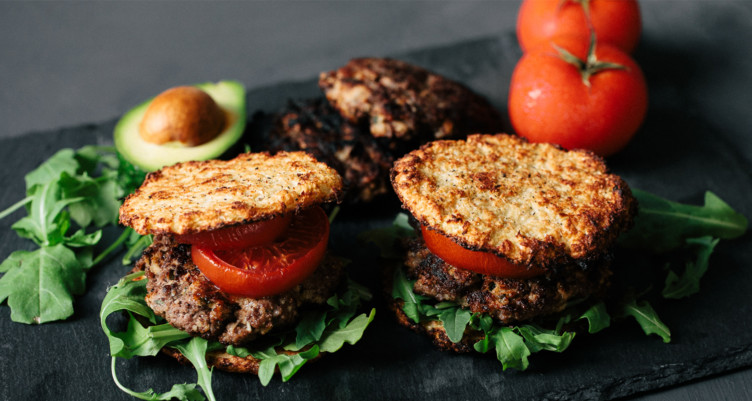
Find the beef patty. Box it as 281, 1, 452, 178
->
136, 234, 344, 346
387, 236, 612, 352
267, 98, 393, 203
319, 57, 505, 149
402, 236, 612, 324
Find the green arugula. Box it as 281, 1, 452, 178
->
0, 244, 85, 324
621, 190, 746, 300
101, 272, 374, 398
577, 301, 611, 334
620, 298, 672, 343
0, 146, 146, 324
662, 236, 719, 299
390, 264, 598, 370
101, 272, 215, 400
171, 338, 217, 401
227, 278, 376, 385
111, 358, 205, 401
620, 189, 747, 252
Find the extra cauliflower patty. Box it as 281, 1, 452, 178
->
136, 234, 344, 346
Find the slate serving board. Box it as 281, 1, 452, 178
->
1, 35, 751, 401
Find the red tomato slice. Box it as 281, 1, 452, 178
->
175, 214, 293, 250
191, 207, 328, 297
420, 226, 545, 279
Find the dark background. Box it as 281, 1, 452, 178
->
1, 1, 751, 400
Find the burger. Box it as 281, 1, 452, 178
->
387, 134, 636, 367
105, 151, 374, 393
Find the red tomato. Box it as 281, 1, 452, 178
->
508, 36, 648, 157
175, 214, 293, 250
517, 0, 641, 53
421, 226, 545, 279
191, 207, 328, 297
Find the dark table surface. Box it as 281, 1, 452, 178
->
1, 2, 752, 400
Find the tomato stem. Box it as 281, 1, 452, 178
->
554, 31, 627, 87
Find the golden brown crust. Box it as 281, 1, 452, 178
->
119, 151, 343, 235
390, 134, 636, 267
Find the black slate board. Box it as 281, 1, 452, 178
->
1, 35, 751, 401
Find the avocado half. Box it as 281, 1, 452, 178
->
114, 80, 246, 172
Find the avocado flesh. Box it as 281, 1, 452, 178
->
114, 80, 246, 172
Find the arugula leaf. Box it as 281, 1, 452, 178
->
663, 236, 720, 299
64, 228, 102, 248
577, 301, 611, 334
0, 245, 84, 324
517, 323, 575, 353
11, 180, 85, 246
491, 327, 531, 371
99, 272, 190, 358
171, 338, 216, 401
24, 148, 79, 188
75, 145, 120, 174
253, 345, 321, 386
318, 309, 376, 353
436, 305, 472, 343
60, 170, 121, 228
620, 189, 747, 252
621, 298, 671, 343
391, 265, 431, 323
294, 309, 328, 349
111, 358, 205, 401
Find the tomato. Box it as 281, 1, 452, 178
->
516, 0, 641, 53
191, 207, 328, 297
175, 214, 293, 250
508, 36, 648, 157
420, 226, 545, 279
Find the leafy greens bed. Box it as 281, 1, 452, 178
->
101, 271, 375, 401
0, 146, 146, 324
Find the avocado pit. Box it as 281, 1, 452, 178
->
138, 86, 227, 146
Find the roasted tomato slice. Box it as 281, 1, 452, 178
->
420, 225, 545, 279
175, 214, 293, 250
191, 207, 328, 297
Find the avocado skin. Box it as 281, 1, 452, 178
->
114, 80, 246, 172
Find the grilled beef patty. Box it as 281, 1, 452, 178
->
267, 98, 393, 203
386, 236, 611, 352
319, 57, 504, 149
136, 234, 344, 346
403, 236, 612, 324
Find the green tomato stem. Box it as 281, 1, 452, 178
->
554, 31, 627, 87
